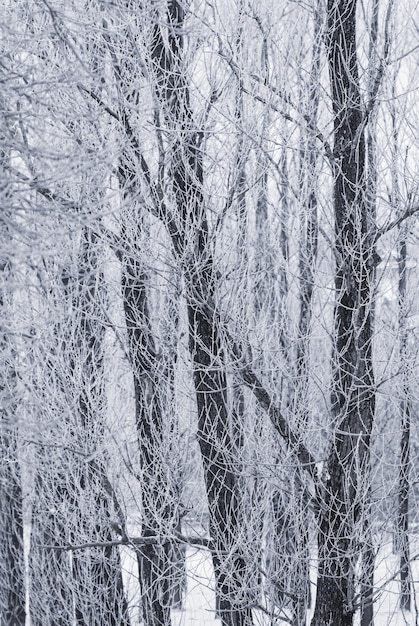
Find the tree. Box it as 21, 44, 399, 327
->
311, 2, 376, 624
0, 65, 26, 626
1, 1, 418, 625
145, 4, 254, 624
0, 250, 26, 626
29, 228, 130, 626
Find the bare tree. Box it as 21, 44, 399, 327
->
312, 2, 376, 624
0, 257, 26, 626
0, 77, 26, 626
144, 4, 254, 623
29, 229, 130, 626
2, 1, 418, 625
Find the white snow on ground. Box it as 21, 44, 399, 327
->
172, 547, 220, 626
120, 544, 220, 626
25, 527, 418, 625
362, 539, 419, 626
169, 538, 419, 626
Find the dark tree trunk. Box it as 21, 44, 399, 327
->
120, 234, 173, 626
107, 6, 182, 621
0, 97, 26, 626
145, 4, 254, 624
397, 236, 411, 612
29, 484, 74, 626
0, 363, 26, 626
311, 2, 375, 625
360, 3, 380, 624
69, 230, 130, 626
187, 290, 253, 626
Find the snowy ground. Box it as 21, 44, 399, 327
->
24, 523, 418, 625
172, 548, 221, 626
176, 541, 419, 626
122, 536, 419, 626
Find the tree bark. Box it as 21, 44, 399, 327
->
397, 235, 412, 612
120, 220, 174, 626
0, 306, 26, 626
360, 3, 380, 624
104, 6, 183, 621
72, 230, 130, 626
311, 2, 375, 624
0, 93, 26, 626
147, 4, 254, 624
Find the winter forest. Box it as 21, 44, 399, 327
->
1, 0, 418, 625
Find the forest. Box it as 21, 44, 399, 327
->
1, 0, 418, 625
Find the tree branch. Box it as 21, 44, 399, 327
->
375, 205, 419, 241
191, 293, 319, 483
42, 534, 213, 552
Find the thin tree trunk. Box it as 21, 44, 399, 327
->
0, 95, 26, 626
397, 235, 411, 612
360, 3, 380, 624
311, 2, 375, 624
291, 9, 323, 620
120, 227, 173, 626
71, 230, 130, 626
105, 7, 181, 621
0, 302, 26, 626
389, 67, 412, 611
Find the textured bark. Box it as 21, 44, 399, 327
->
106, 5, 182, 620
360, 4, 380, 624
311, 2, 375, 625
397, 235, 411, 612
0, 93, 26, 626
0, 334, 26, 626
120, 228, 173, 626
147, 4, 254, 624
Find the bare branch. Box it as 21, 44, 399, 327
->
376, 205, 419, 240
42, 534, 213, 552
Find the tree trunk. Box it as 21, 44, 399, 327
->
106, 5, 183, 620
120, 232, 173, 626
397, 235, 411, 612
147, 4, 254, 624
360, 3, 380, 624
0, 331, 26, 626
0, 95, 26, 626
311, 2, 375, 624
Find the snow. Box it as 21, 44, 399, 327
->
173, 548, 220, 626
25, 524, 419, 625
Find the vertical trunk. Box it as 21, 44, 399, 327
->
390, 72, 412, 611
147, 4, 253, 624
397, 235, 411, 611
0, 457, 25, 626
312, 2, 375, 625
360, 3, 380, 624
187, 295, 252, 626
120, 224, 173, 626
29, 478, 74, 626
278, 148, 292, 363
0, 96, 26, 626
296, 5, 321, 385
107, 7, 180, 621
289, 11, 323, 621
71, 230, 130, 626
0, 281, 26, 626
